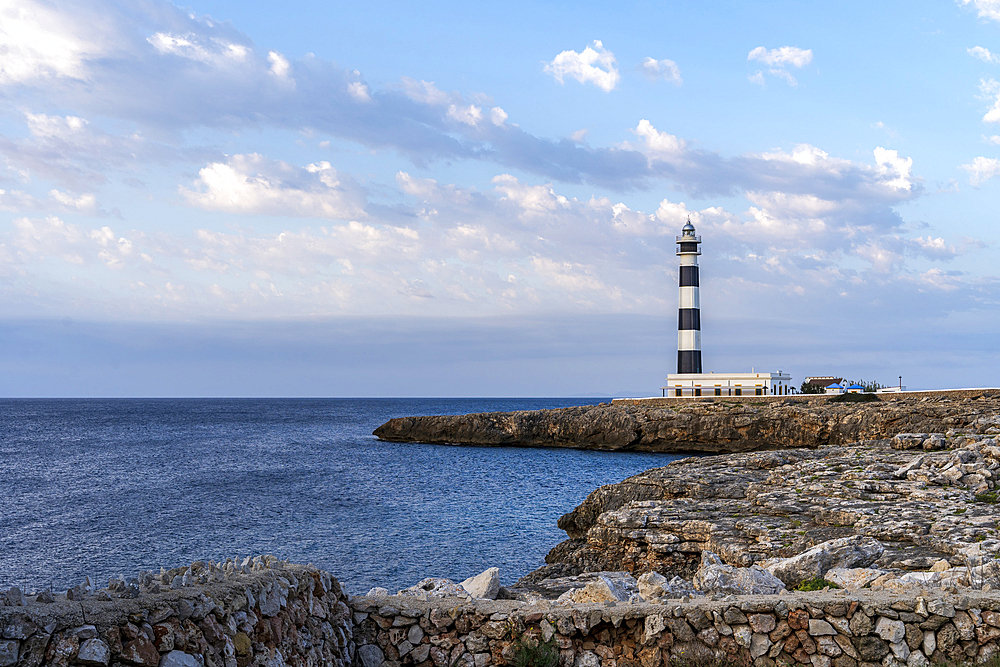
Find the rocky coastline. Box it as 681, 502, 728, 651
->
6, 389, 1000, 667
373, 390, 999, 454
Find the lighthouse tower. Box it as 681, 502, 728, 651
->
676, 219, 702, 374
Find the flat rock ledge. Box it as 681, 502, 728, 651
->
531, 429, 1000, 587
373, 391, 1000, 454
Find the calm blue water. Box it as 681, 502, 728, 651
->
0, 399, 681, 595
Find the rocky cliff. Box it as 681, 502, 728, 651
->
524, 420, 1000, 590
373, 392, 999, 454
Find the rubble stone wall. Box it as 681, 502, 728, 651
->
0, 562, 353, 667
351, 591, 1000, 667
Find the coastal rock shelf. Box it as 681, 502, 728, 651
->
529, 431, 1000, 589
373, 391, 1000, 454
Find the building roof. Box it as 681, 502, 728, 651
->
847, 384, 864, 389
806, 376, 842, 385
826, 383, 843, 388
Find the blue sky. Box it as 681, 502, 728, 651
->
1, 0, 999, 396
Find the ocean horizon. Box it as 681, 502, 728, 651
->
0, 397, 683, 595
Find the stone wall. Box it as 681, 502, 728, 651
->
351, 591, 1000, 667
0, 560, 353, 667
8, 564, 1000, 667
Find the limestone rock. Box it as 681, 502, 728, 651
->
0, 640, 18, 667
767, 536, 884, 587
77, 639, 111, 667
692, 552, 785, 595
158, 651, 203, 667
824, 568, 887, 590
556, 572, 637, 604
398, 578, 469, 599
460, 568, 500, 600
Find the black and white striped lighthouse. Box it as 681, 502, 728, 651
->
676, 219, 702, 374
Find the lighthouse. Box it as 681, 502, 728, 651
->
662, 219, 792, 398
676, 219, 702, 374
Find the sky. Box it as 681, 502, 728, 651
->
1, 0, 1000, 396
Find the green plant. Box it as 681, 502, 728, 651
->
796, 577, 840, 591
511, 637, 559, 667
954, 508, 967, 515
976, 492, 1000, 504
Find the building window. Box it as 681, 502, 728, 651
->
695, 388, 701, 396
735, 388, 742, 396
755, 388, 762, 396
714, 388, 721, 396
675, 388, 682, 397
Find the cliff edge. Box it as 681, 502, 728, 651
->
373, 391, 999, 454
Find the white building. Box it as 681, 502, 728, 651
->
663, 371, 793, 397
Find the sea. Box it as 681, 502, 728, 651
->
0, 398, 684, 595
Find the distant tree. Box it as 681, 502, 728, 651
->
800, 381, 825, 394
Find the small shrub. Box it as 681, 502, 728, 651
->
954, 508, 967, 515
511, 637, 559, 667
976, 492, 1000, 504
796, 577, 840, 591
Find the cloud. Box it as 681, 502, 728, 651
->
959, 0, 1000, 22
970, 46, 1000, 63
544, 40, 620, 92
980, 79, 1000, 123
747, 46, 813, 85
639, 57, 682, 85
180, 154, 369, 219
959, 156, 1000, 184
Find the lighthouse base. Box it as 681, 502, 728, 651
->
663, 371, 792, 397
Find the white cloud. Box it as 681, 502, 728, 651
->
747, 46, 812, 86
399, 77, 449, 105
347, 81, 371, 102
983, 134, 1000, 144
639, 57, 682, 85
147, 32, 250, 66
748, 46, 813, 68
181, 154, 368, 219
447, 103, 483, 126
491, 174, 571, 216
748, 71, 765, 86
544, 40, 620, 92
0, 0, 108, 83
627, 119, 686, 156
981, 78, 1000, 123
969, 46, 1000, 63
959, 0, 1000, 22
959, 156, 1000, 184
874, 147, 914, 191
489, 107, 508, 126
267, 51, 291, 78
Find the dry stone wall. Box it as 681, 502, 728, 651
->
0, 560, 352, 667
8, 563, 1000, 667
352, 591, 1000, 667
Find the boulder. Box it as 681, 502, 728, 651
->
398, 578, 469, 599
460, 567, 500, 600
637, 572, 697, 601
692, 552, 785, 595
824, 568, 888, 590
767, 536, 884, 587
556, 572, 636, 604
